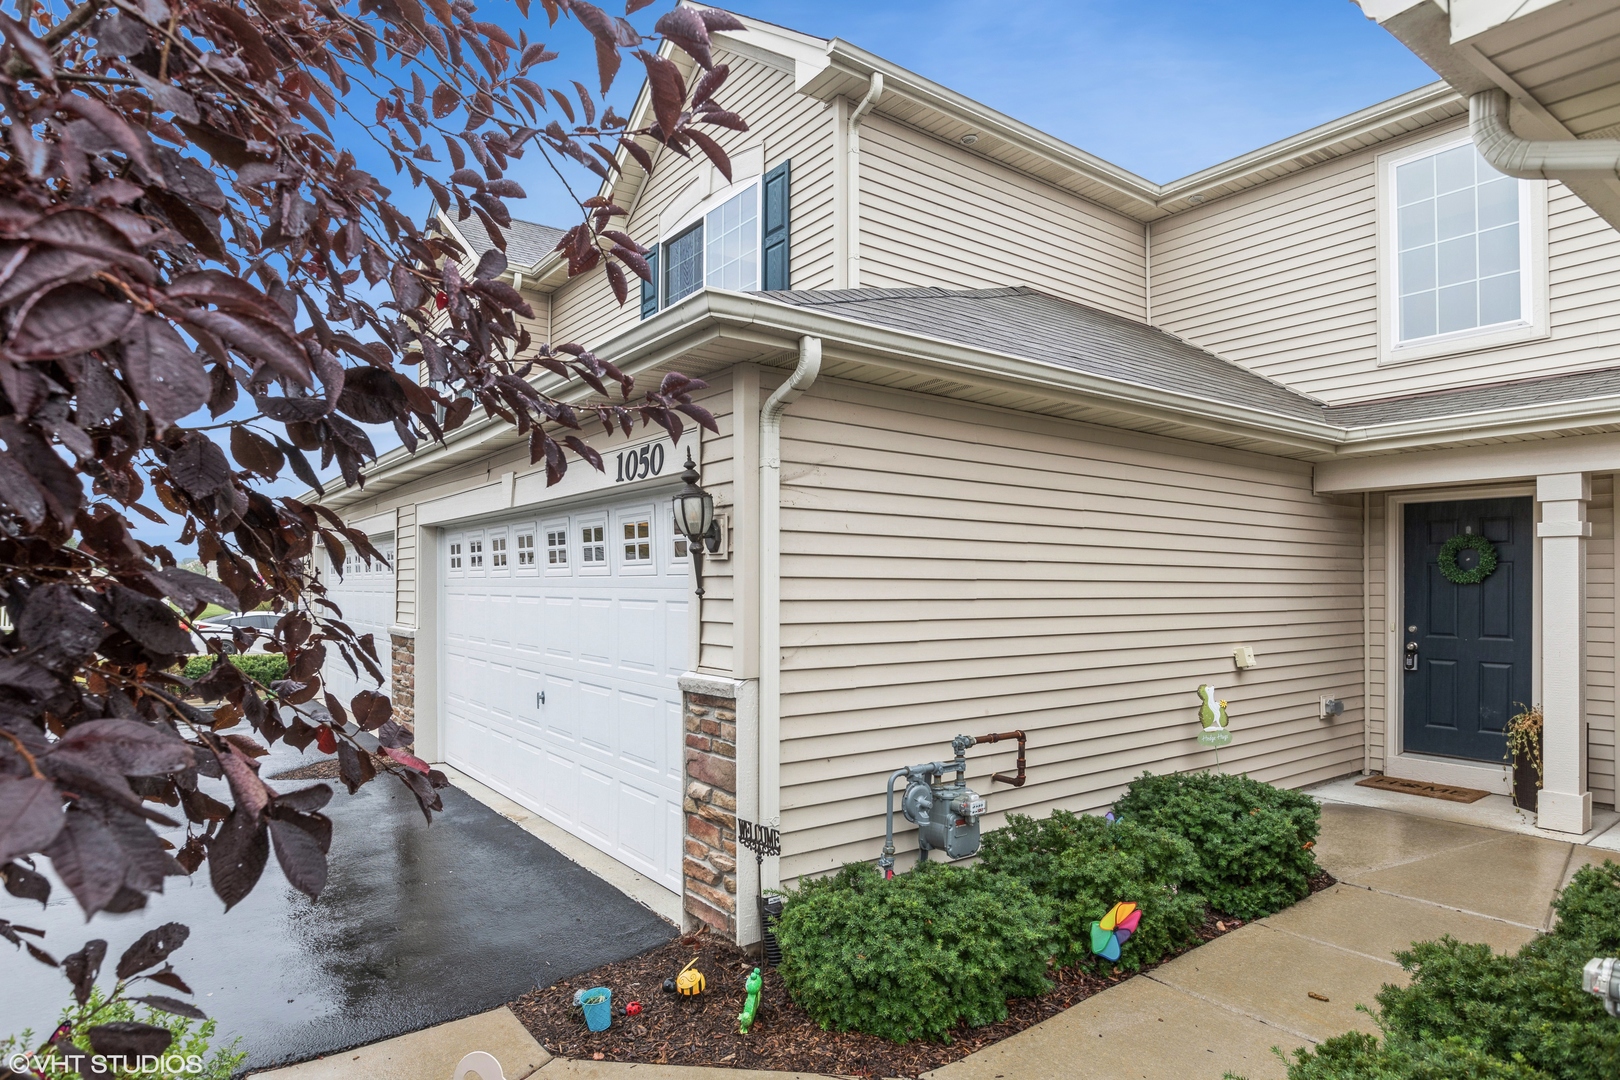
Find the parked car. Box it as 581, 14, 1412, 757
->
191, 611, 277, 655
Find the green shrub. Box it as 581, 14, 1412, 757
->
1113, 771, 1320, 918
980, 810, 1205, 970
1, 987, 245, 1079
182, 653, 289, 687
773, 861, 1054, 1042
1268, 861, 1620, 1080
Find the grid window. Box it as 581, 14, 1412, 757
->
547, 529, 569, 566
449, 542, 462, 570
468, 537, 483, 569
580, 525, 605, 564
664, 222, 703, 304
622, 519, 652, 563
1395, 144, 1521, 342
517, 532, 536, 566
490, 535, 507, 568
674, 536, 689, 559
705, 186, 758, 291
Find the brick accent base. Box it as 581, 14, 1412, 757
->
390, 633, 415, 729
683, 691, 738, 936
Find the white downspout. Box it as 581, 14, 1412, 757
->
1471, 89, 1620, 179
846, 73, 883, 289
758, 336, 821, 887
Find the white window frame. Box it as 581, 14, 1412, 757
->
656, 174, 762, 307
515, 526, 538, 572
1377, 129, 1549, 367
447, 536, 464, 574
577, 516, 609, 576
617, 507, 656, 575
466, 532, 485, 574
488, 528, 509, 573
543, 519, 570, 574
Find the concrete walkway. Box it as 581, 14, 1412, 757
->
251, 797, 1620, 1080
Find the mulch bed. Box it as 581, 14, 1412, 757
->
510, 869, 1338, 1078
268, 756, 344, 780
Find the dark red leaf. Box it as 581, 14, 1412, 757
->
130, 996, 207, 1021
62, 939, 107, 1005
118, 316, 210, 428
43, 810, 127, 916
10, 283, 134, 359
0, 776, 63, 866
116, 922, 189, 979
640, 52, 686, 141
87, 1022, 173, 1059
655, 7, 713, 69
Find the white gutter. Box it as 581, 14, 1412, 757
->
1470, 90, 1620, 180
846, 73, 883, 289
758, 334, 821, 879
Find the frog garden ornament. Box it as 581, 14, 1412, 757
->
1196, 684, 1232, 747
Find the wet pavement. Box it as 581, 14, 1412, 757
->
0, 739, 676, 1072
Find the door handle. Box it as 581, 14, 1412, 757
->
1404, 641, 1418, 672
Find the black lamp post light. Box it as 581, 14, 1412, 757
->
673, 450, 722, 595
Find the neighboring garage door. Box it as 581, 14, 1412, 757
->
441, 493, 689, 895
321, 534, 395, 704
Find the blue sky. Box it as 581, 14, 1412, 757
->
143, 1, 1439, 559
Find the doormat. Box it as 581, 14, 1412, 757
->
1355, 774, 1490, 803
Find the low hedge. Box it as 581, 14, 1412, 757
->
181, 654, 288, 688
1270, 859, 1620, 1080
773, 861, 1054, 1043
980, 810, 1205, 971
1113, 771, 1320, 919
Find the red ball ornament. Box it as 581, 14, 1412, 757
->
625, 1001, 642, 1016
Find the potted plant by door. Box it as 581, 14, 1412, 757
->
1504, 704, 1543, 812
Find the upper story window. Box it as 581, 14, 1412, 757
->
1379, 133, 1547, 365
1396, 144, 1519, 341
664, 221, 705, 305
642, 160, 791, 318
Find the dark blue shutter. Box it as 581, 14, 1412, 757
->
762, 159, 791, 291
640, 246, 659, 318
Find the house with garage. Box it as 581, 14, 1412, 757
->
309, 3, 1620, 944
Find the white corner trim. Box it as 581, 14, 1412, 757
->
678, 671, 743, 698
386, 623, 417, 639
1538, 520, 1594, 538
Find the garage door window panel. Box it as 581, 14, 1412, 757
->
579, 519, 608, 576
516, 528, 537, 572
468, 533, 485, 573
488, 529, 509, 573
448, 537, 464, 573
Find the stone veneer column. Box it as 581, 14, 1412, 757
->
389, 633, 415, 729
682, 690, 739, 936
1538, 473, 1593, 834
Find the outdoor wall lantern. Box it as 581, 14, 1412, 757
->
673, 450, 721, 595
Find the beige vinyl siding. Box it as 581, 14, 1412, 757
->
774, 379, 1364, 881
547, 46, 837, 349
1151, 121, 1620, 405
394, 503, 416, 628
1590, 476, 1616, 807
858, 115, 1147, 320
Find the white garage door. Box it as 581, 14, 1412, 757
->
441, 493, 689, 894
321, 535, 395, 704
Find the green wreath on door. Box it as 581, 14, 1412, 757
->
1438, 533, 1499, 585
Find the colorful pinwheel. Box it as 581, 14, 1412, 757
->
1089, 901, 1143, 962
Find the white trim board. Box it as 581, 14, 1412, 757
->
1317, 432, 1620, 494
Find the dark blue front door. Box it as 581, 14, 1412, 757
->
1402, 497, 1533, 762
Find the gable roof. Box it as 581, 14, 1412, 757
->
452, 213, 567, 269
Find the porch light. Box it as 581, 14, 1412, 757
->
673, 450, 721, 595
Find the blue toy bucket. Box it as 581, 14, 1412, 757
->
574, 986, 612, 1032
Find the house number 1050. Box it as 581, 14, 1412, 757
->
614, 443, 666, 483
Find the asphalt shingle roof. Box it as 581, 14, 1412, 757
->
454, 214, 567, 269
761, 286, 1326, 423
759, 286, 1620, 432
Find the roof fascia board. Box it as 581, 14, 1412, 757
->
804, 42, 1164, 216
1157, 82, 1461, 203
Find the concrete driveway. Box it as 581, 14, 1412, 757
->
0, 739, 676, 1072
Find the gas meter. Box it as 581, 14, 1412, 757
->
877, 731, 1026, 877
1586, 957, 1620, 1017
